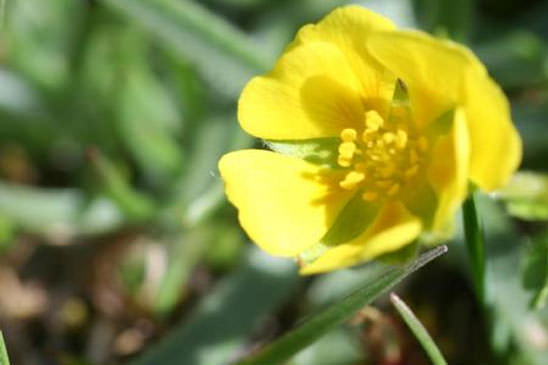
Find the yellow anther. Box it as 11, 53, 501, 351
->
340, 128, 357, 142
404, 165, 419, 179
354, 162, 367, 172
387, 183, 400, 196
339, 171, 365, 190
418, 136, 429, 152
396, 130, 408, 149
338, 142, 356, 158
365, 110, 384, 132
382, 132, 395, 144
337, 156, 352, 167
354, 148, 363, 156
362, 191, 378, 202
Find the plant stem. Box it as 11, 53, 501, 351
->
462, 193, 486, 304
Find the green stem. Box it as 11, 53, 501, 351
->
462, 193, 486, 304
390, 293, 447, 365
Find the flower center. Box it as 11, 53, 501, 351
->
336, 109, 429, 201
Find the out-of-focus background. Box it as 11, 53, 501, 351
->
1, 0, 548, 364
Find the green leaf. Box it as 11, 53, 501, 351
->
118, 67, 183, 183
495, 171, 548, 221
5, 0, 82, 91
523, 231, 548, 310
0, 181, 124, 239
390, 293, 447, 365
238, 245, 447, 365
88, 149, 156, 221
0, 331, 10, 365
473, 194, 548, 364
462, 193, 486, 304
102, 0, 271, 98
133, 248, 298, 365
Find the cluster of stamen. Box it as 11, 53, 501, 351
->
336, 109, 429, 202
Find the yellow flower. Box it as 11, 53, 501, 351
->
218, 6, 521, 274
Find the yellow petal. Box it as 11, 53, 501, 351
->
219, 150, 354, 256
427, 108, 470, 231
300, 201, 422, 274
294, 6, 397, 114
464, 69, 522, 191
367, 30, 473, 128
239, 41, 365, 140
368, 30, 521, 190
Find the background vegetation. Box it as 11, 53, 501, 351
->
1, 0, 548, 364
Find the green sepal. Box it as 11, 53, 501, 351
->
265, 138, 341, 168
299, 192, 380, 265
425, 109, 455, 136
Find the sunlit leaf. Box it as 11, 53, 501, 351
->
495, 171, 548, 221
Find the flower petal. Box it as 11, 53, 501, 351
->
427, 108, 470, 230
300, 201, 422, 274
464, 69, 522, 191
218, 149, 354, 256
239, 41, 365, 140
367, 30, 472, 128
294, 5, 397, 114
368, 30, 521, 190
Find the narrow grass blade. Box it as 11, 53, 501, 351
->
0, 331, 10, 365
0, 0, 4, 29
462, 193, 486, 303
390, 293, 447, 365
238, 245, 448, 365
522, 231, 548, 309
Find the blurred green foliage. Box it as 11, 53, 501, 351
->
0, 0, 548, 364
